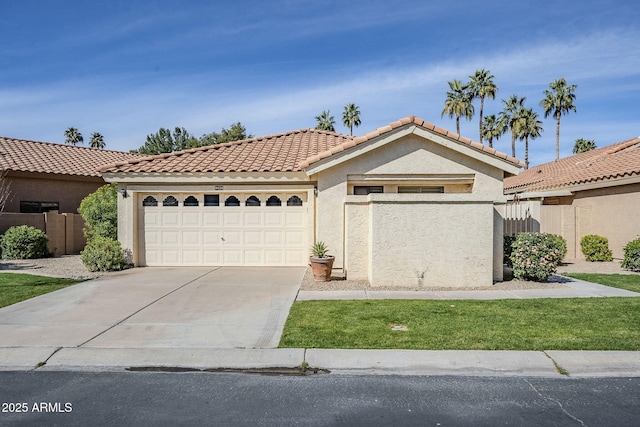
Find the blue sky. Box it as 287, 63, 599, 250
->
1, 0, 638, 166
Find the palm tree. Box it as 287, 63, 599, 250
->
64, 127, 83, 145
441, 79, 474, 135
540, 78, 577, 160
499, 95, 526, 158
342, 103, 361, 136
89, 132, 105, 149
516, 108, 543, 169
480, 114, 506, 149
572, 138, 596, 154
315, 110, 336, 132
468, 69, 498, 144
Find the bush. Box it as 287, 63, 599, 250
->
510, 232, 566, 282
580, 235, 613, 262
78, 184, 118, 240
0, 226, 50, 259
503, 235, 516, 267
621, 238, 640, 272
80, 237, 126, 272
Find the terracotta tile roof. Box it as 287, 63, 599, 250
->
0, 136, 142, 177
99, 129, 353, 173
99, 116, 524, 174
504, 137, 640, 193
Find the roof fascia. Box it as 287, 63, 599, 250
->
102, 171, 311, 184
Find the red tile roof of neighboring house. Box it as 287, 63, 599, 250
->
99, 116, 525, 174
0, 137, 142, 177
504, 137, 640, 193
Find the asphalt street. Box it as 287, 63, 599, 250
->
0, 372, 638, 426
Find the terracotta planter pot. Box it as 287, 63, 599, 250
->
309, 256, 335, 282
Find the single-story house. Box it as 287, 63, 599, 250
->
101, 116, 524, 288
504, 137, 640, 259
0, 136, 141, 214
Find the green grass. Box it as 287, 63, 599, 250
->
0, 273, 81, 309
280, 298, 640, 350
564, 273, 640, 293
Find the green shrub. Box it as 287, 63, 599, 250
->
78, 184, 118, 240
0, 225, 50, 259
580, 235, 613, 262
621, 238, 640, 272
510, 232, 566, 282
503, 235, 516, 267
80, 237, 126, 272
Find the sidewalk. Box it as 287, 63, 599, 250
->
296, 274, 640, 300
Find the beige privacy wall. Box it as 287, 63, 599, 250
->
345, 196, 497, 287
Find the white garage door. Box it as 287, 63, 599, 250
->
138, 192, 310, 266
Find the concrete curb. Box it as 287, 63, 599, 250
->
3, 347, 638, 377
38, 348, 306, 372
305, 349, 559, 376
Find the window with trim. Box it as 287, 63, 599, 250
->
225, 196, 240, 206
398, 186, 444, 193
287, 195, 303, 206
353, 186, 384, 195
266, 196, 282, 206
245, 196, 261, 206
142, 196, 158, 206
204, 195, 219, 206
163, 196, 178, 206
183, 196, 199, 206
20, 201, 59, 213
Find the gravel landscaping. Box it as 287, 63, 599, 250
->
300, 259, 638, 291
0, 255, 108, 280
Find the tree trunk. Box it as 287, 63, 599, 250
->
511, 131, 516, 158
479, 97, 485, 144
525, 136, 529, 169
555, 111, 561, 160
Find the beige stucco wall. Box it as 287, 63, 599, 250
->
316, 133, 509, 287
540, 183, 640, 259
3, 172, 105, 213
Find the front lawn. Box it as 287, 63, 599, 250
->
564, 273, 640, 293
0, 273, 81, 309
280, 298, 640, 350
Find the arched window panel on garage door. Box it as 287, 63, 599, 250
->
225, 196, 240, 206
287, 195, 303, 206
142, 196, 158, 206
266, 195, 282, 206
163, 196, 178, 207
245, 195, 261, 206
183, 196, 199, 206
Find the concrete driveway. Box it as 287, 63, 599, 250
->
0, 267, 305, 349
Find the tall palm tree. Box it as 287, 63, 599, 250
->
499, 95, 526, 158
315, 110, 336, 132
572, 138, 596, 154
480, 114, 506, 149
468, 69, 498, 144
441, 79, 474, 135
516, 108, 543, 169
64, 127, 83, 145
540, 78, 577, 160
342, 103, 361, 136
89, 132, 105, 149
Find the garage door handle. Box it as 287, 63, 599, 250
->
221, 237, 225, 241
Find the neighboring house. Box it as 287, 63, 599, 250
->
504, 137, 640, 259
0, 137, 141, 214
101, 116, 523, 288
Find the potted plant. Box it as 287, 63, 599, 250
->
309, 241, 335, 282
